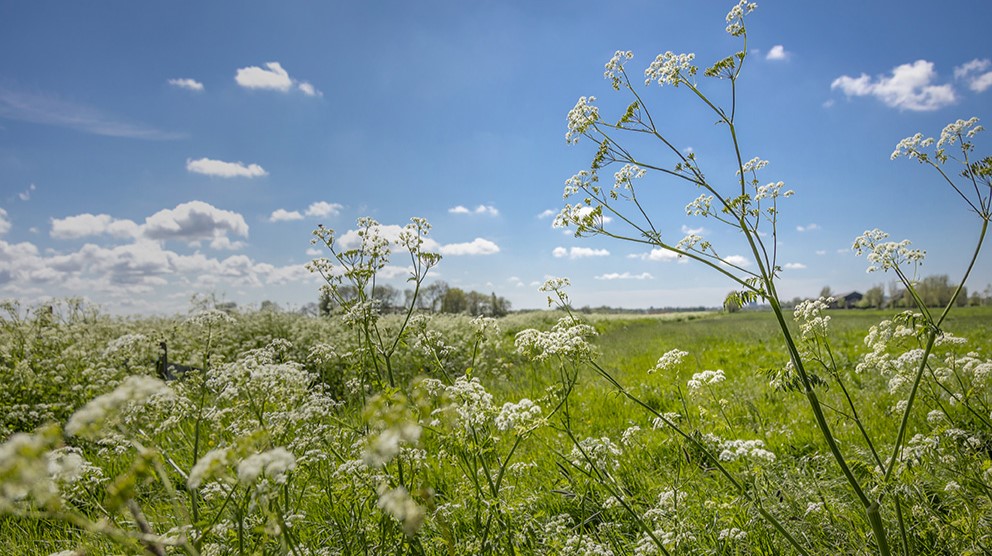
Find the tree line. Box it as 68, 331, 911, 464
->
813, 275, 992, 309
318, 280, 511, 317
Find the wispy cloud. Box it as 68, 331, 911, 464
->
595, 271, 653, 280
796, 223, 820, 232
18, 183, 36, 201
167, 78, 204, 92
831, 60, 956, 111
235, 62, 322, 96
186, 157, 268, 178
722, 255, 751, 268
0, 87, 185, 139
0, 208, 10, 236
954, 58, 992, 93
537, 209, 556, 219
783, 262, 807, 270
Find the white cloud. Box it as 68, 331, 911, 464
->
815, 250, 827, 255
0, 208, 10, 236
0, 86, 184, 140
18, 183, 36, 201
305, 201, 343, 218
796, 223, 820, 232
143, 201, 249, 244
305, 247, 322, 257
50, 213, 140, 240
766, 45, 789, 61
167, 78, 204, 92
537, 209, 557, 219
235, 62, 322, 96
631, 248, 684, 263
680, 224, 706, 235
449, 204, 499, 216
954, 58, 992, 93
186, 157, 268, 178
269, 209, 304, 222
440, 238, 500, 256
831, 60, 957, 111
595, 272, 654, 280
338, 223, 442, 252
722, 255, 751, 268
783, 262, 807, 270
552, 246, 610, 259
235, 62, 293, 91
297, 81, 322, 97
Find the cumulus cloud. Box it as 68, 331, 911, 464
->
235, 62, 322, 96
630, 248, 684, 263
186, 157, 268, 178
0, 208, 10, 236
722, 255, 751, 268
143, 201, 249, 244
796, 223, 820, 232
783, 262, 807, 270
766, 45, 789, 61
269, 209, 304, 222
50, 213, 140, 240
552, 246, 610, 259
955, 58, 992, 93
449, 204, 499, 216
440, 238, 500, 256
537, 209, 557, 219
831, 60, 957, 111
595, 271, 654, 280
681, 224, 707, 235
305, 201, 343, 218
167, 78, 204, 92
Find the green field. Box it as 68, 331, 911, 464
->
1, 303, 990, 555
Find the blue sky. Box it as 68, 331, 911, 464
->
1, 0, 990, 314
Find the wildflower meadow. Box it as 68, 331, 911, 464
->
2, 3, 990, 555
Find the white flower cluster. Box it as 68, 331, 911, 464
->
725, 0, 758, 35
566, 96, 599, 144
604, 50, 634, 90
938, 117, 982, 147
441, 376, 494, 430
237, 447, 296, 485
65, 375, 174, 440
793, 297, 833, 340
514, 317, 599, 362
183, 309, 236, 329
685, 194, 714, 217
644, 51, 696, 87
569, 436, 623, 473
687, 369, 725, 391
718, 438, 776, 462
651, 349, 689, 373
754, 181, 794, 201
494, 398, 542, 433
718, 527, 748, 541
376, 485, 425, 536
612, 163, 646, 196
364, 423, 422, 468
0, 426, 61, 509
852, 228, 926, 273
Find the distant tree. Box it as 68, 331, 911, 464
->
819, 286, 833, 299
372, 284, 401, 313
441, 288, 468, 314
420, 281, 449, 312
862, 285, 885, 309
259, 300, 281, 312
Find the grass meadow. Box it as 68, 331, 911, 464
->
1, 302, 990, 555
